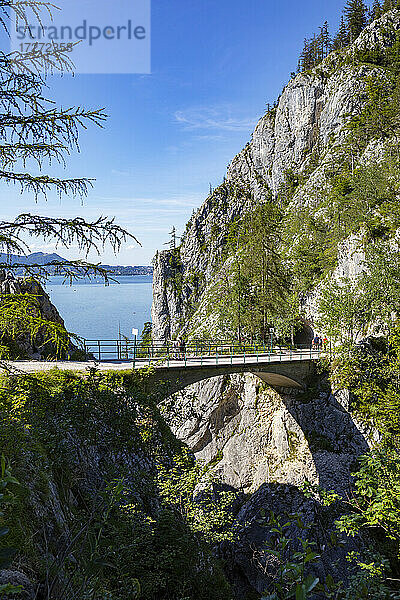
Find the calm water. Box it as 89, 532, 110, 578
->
45, 275, 153, 340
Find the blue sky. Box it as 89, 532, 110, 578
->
0, 0, 364, 265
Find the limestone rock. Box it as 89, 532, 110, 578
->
150, 11, 400, 598
164, 373, 369, 497
152, 10, 400, 342
0, 570, 34, 600
0, 271, 69, 358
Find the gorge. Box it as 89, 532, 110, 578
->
2, 5, 400, 600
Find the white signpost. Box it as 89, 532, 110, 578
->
132, 328, 139, 367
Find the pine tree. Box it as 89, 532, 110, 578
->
332, 17, 349, 51
319, 21, 332, 59
297, 23, 331, 73
344, 0, 368, 43
382, 0, 393, 11
382, 0, 400, 11
0, 2, 137, 284
309, 34, 320, 65
298, 38, 310, 72
164, 226, 180, 250
371, 0, 383, 19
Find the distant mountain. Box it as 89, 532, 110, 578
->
0, 252, 153, 276
0, 252, 66, 265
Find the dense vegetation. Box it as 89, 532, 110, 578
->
0, 369, 236, 600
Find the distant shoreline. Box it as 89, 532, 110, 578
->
0, 252, 153, 277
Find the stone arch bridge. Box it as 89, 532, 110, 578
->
7, 343, 324, 395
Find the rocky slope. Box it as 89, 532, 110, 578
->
0, 271, 71, 358
152, 9, 400, 342
151, 10, 400, 597
162, 372, 371, 596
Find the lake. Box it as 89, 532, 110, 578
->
45, 275, 153, 341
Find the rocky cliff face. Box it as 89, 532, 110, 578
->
150, 10, 400, 597
0, 271, 69, 358
162, 373, 371, 596
152, 9, 400, 342
164, 375, 368, 497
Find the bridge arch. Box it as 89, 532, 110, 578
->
146, 359, 316, 398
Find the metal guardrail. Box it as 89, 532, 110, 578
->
80, 340, 328, 368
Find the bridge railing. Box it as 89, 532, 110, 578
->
80, 339, 328, 367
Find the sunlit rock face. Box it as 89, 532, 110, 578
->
152, 10, 400, 342
152, 11, 400, 597
162, 371, 370, 597
164, 373, 369, 496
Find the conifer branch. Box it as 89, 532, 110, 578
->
0, 215, 140, 257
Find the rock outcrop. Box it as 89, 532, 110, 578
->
164, 375, 369, 496
150, 10, 400, 597
152, 10, 400, 342
163, 371, 370, 596
0, 271, 69, 358
0, 570, 35, 600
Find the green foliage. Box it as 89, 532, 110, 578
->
333, 16, 350, 51
157, 448, 238, 544
297, 22, 331, 72
341, 551, 400, 600
318, 277, 370, 347
283, 206, 338, 294
0, 370, 232, 600
336, 449, 400, 547
0, 456, 21, 596
301, 481, 341, 507
209, 200, 297, 340
297, 0, 374, 73
260, 512, 321, 600
346, 76, 396, 143
326, 330, 400, 590
258, 505, 400, 599
344, 0, 368, 43
140, 322, 153, 345
0, 292, 73, 358
331, 326, 400, 444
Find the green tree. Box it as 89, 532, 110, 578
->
344, 0, 368, 43
164, 226, 180, 250
382, 0, 400, 12
337, 449, 400, 550
319, 21, 332, 59
215, 201, 291, 341
0, 2, 137, 353
260, 513, 320, 600
371, 0, 383, 19
362, 242, 400, 331
332, 16, 350, 50
317, 277, 371, 347
297, 23, 331, 72
0, 456, 20, 595
332, 325, 400, 446
0, 292, 72, 358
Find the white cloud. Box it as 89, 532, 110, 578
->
174, 105, 258, 132
93, 193, 204, 209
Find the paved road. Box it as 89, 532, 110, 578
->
2, 350, 322, 374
